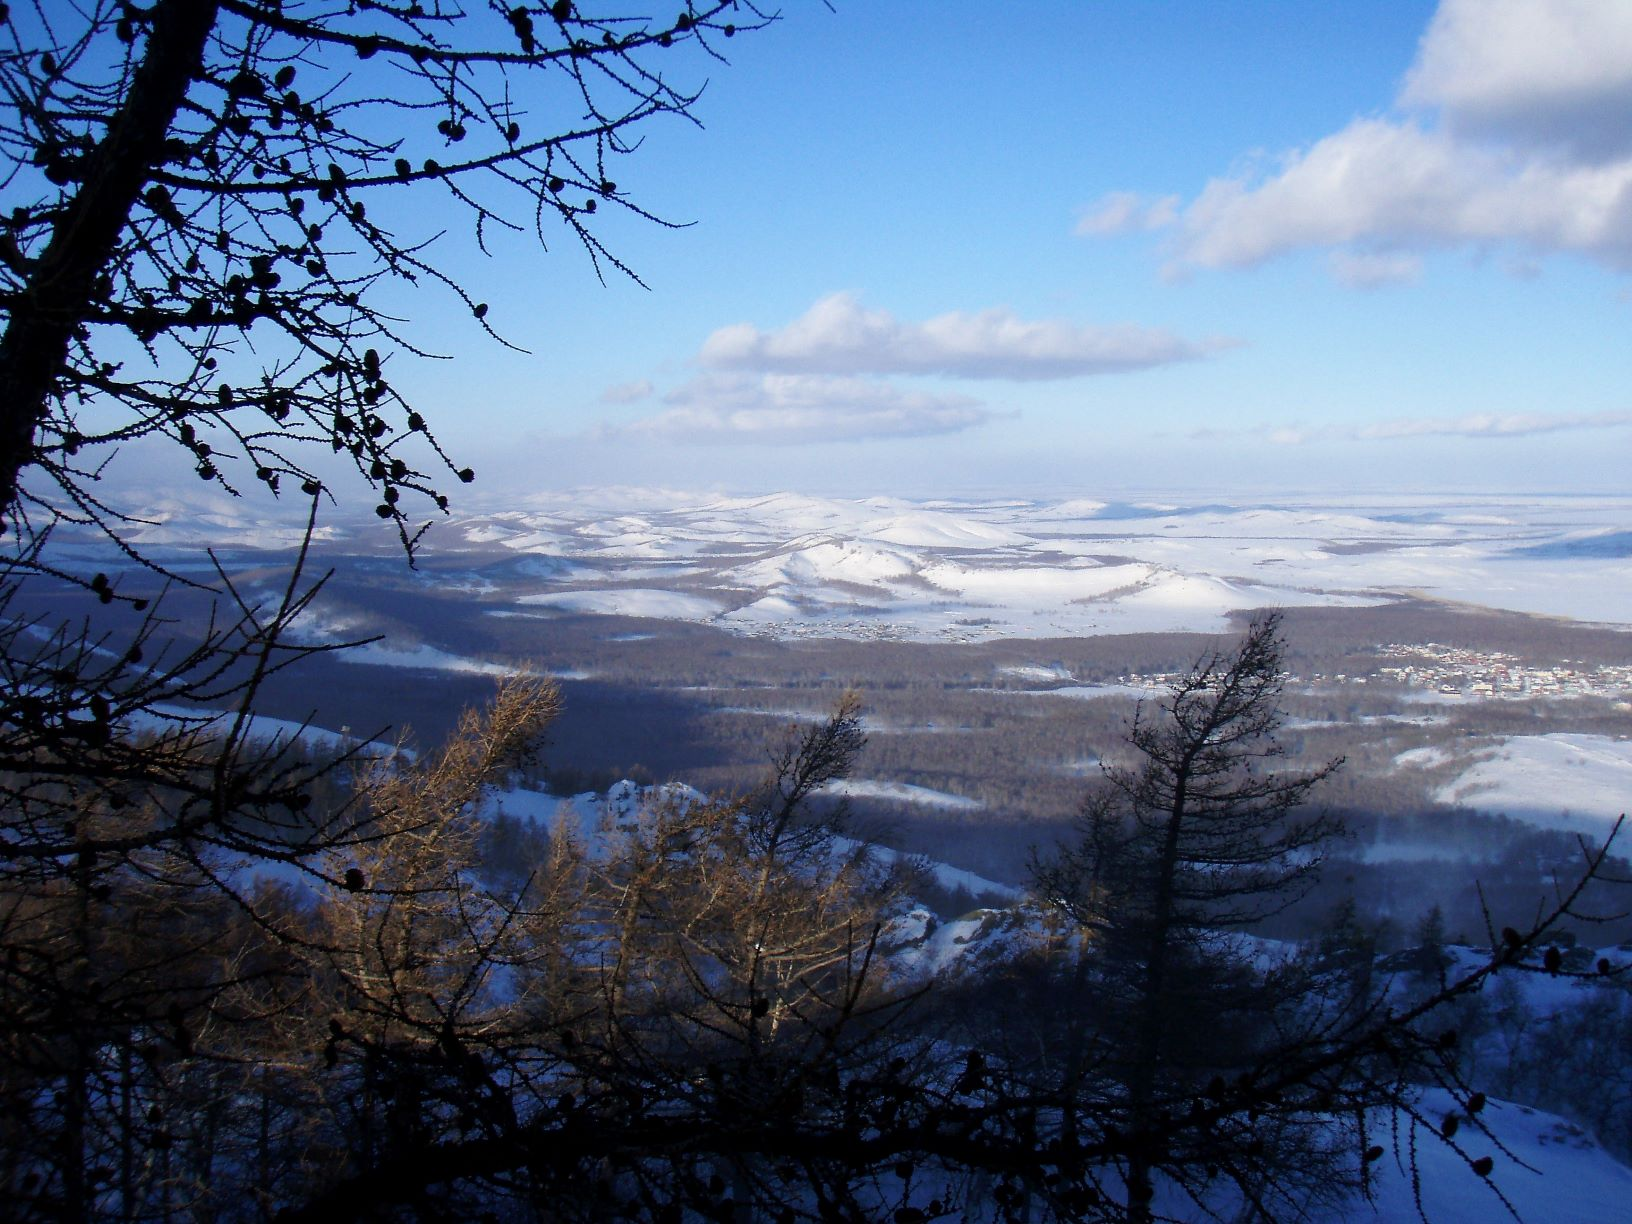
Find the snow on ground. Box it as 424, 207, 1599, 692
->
1394, 746, 1454, 769
1432, 734, 1632, 832
1056, 757, 1103, 776
997, 664, 1075, 682
1009, 682, 1165, 701
131, 704, 403, 759
884, 904, 1048, 979
919, 557, 1144, 603
835, 840, 1020, 904
724, 538, 919, 591
859, 508, 1031, 549
515, 588, 725, 619
74, 489, 1632, 643
337, 642, 517, 675
445, 491, 1632, 642
1314, 1088, 1632, 1224
481, 779, 706, 855
819, 779, 983, 811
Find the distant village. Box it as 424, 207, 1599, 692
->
1365, 643, 1632, 700
1115, 644, 1632, 702
1103, 643, 1625, 698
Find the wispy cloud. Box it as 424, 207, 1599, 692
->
699, 292, 1232, 380
599, 379, 654, 404
1328, 250, 1423, 289
1084, 0, 1632, 278
600, 372, 1001, 445
1192, 410, 1632, 445
1074, 191, 1179, 236
1356, 410, 1632, 439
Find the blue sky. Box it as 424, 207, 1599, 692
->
387, 1, 1632, 500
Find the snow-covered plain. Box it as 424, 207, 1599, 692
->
431, 490, 1632, 642
91, 488, 1632, 642
819, 778, 984, 811
1312, 1088, 1632, 1224
1430, 734, 1632, 832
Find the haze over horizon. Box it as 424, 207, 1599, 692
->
310, 0, 1632, 503
76, 1, 1632, 510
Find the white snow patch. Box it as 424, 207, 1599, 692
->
726, 539, 918, 591
998, 664, 1075, 682
1434, 734, 1632, 832
920, 558, 1152, 602
1313, 1088, 1632, 1224
1039, 683, 1165, 702
820, 779, 983, 811
859, 510, 1030, 549
341, 642, 518, 675
1393, 746, 1453, 770
516, 588, 723, 619
836, 840, 1019, 904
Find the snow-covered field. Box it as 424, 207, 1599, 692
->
86, 487, 1632, 642
441, 490, 1632, 642
1314, 1087, 1632, 1224
81, 488, 1632, 843
1429, 734, 1632, 832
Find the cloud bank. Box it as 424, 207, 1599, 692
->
1083, 0, 1632, 276
601, 287, 1236, 448
1194, 410, 1632, 445
599, 379, 654, 404
1355, 409, 1632, 440
699, 292, 1229, 380
602, 372, 998, 445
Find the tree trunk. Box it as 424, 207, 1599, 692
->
0, 0, 220, 510
1126, 763, 1191, 1224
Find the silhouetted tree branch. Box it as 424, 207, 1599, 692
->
0, 0, 773, 561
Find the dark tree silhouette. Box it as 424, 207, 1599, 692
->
0, 5, 784, 1216
0, 0, 771, 561
1029, 611, 1346, 1217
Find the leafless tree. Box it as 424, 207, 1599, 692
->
0, 7, 784, 1214
279, 690, 927, 1221
0, 508, 382, 1219
1, 0, 773, 561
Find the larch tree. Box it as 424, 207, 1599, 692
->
1033, 610, 1348, 1220
0, 0, 772, 555
0, 4, 784, 1217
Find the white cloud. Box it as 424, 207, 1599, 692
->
1265, 426, 1317, 447
1328, 250, 1423, 289
1402, 0, 1632, 161
1088, 1, 1632, 278
1075, 191, 1179, 236
599, 379, 654, 404
1192, 411, 1632, 446
603, 372, 999, 445
699, 292, 1230, 380
1188, 423, 1323, 446
1176, 118, 1632, 271
1355, 410, 1632, 440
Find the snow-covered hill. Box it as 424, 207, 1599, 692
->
1311, 1086, 1632, 1224
83, 488, 1632, 642
434, 489, 1632, 640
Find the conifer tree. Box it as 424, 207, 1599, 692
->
1034, 611, 1346, 1219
